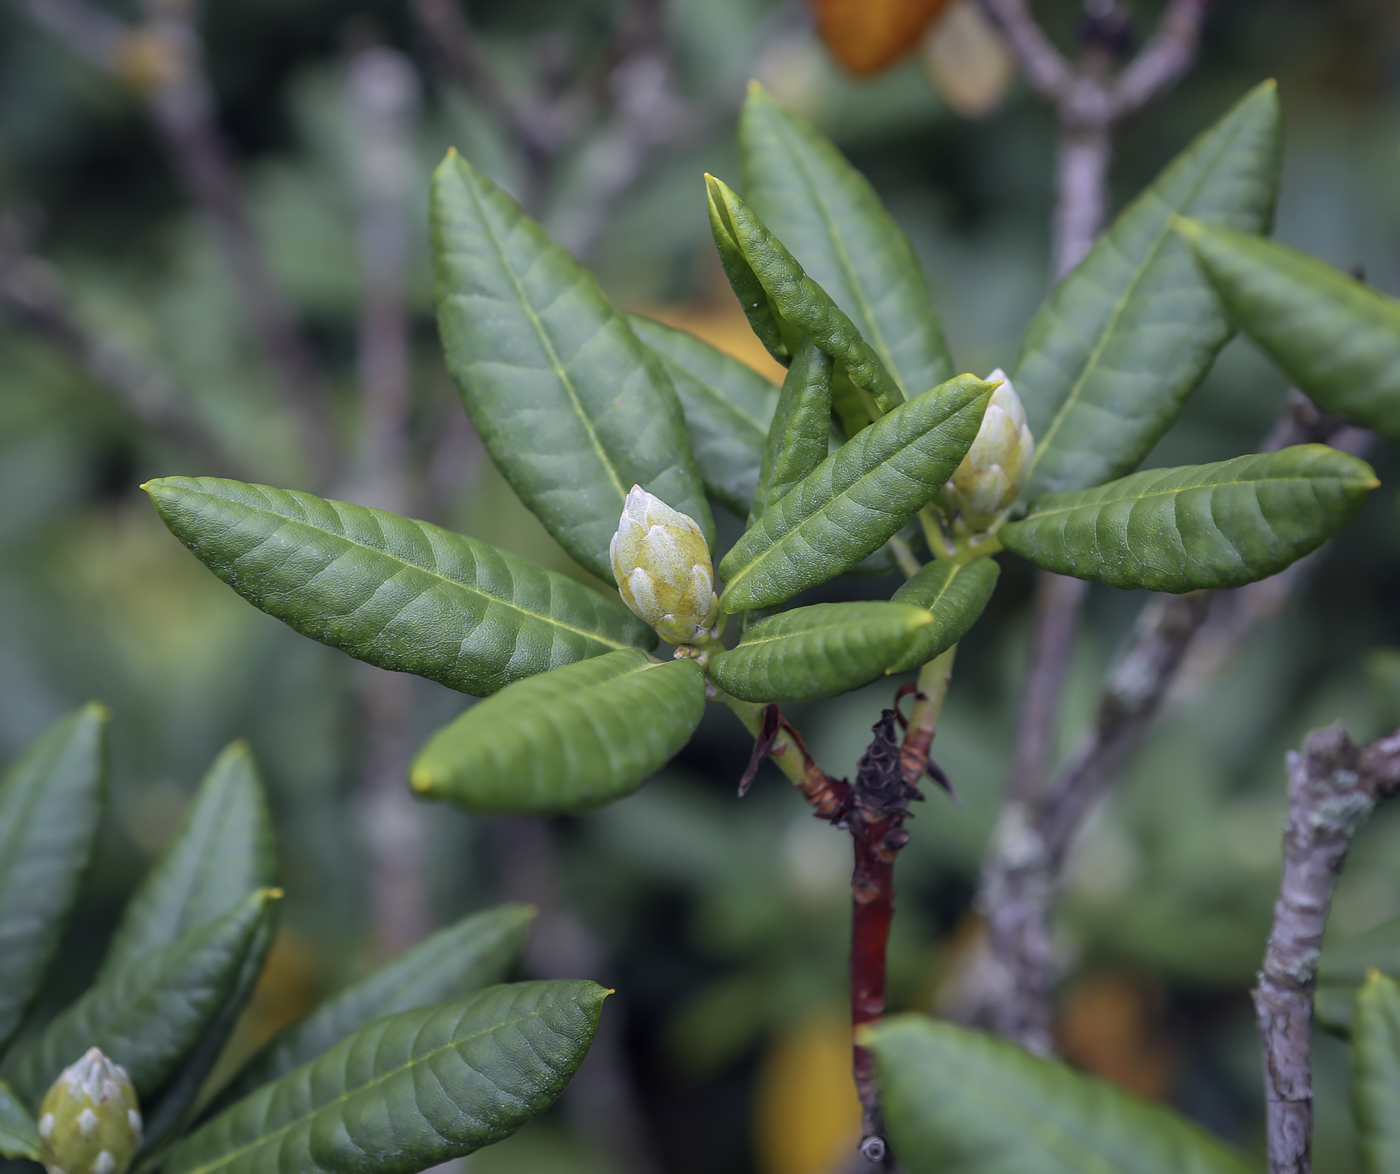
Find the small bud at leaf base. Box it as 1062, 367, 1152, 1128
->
38, 1049, 141, 1174
610, 486, 718, 644
943, 369, 1034, 532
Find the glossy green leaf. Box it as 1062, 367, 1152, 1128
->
1316, 914, 1400, 1033
102, 740, 275, 979
220, 904, 534, 1104
709, 602, 932, 703
432, 150, 711, 579
627, 315, 779, 516
706, 174, 905, 414
1000, 446, 1378, 593
146, 477, 655, 698
1353, 970, 1400, 1174
0, 1081, 39, 1161
719, 375, 993, 611
1176, 218, 1400, 443
0, 704, 107, 1054
164, 981, 608, 1174
866, 1014, 1255, 1174
4, 890, 280, 1109
740, 82, 954, 401
1018, 81, 1282, 499
887, 557, 1001, 673
412, 650, 705, 815
751, 337, 834, 523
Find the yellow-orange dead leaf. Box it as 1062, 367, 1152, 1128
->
923, 0, 1015, 118
753, 1009, 861, 1174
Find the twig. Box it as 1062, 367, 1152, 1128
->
1109, 0, 1212, 119
1256, 724, 1400, 1174
18, 0, 331, 481
0, 216, 245, 475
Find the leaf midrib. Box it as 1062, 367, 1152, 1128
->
738, 611, 926, 650
174, 1003, 569, 1174
1020, 471, 1350, 523
1026, 106, 1257, 478
188, 486, 635, 652
454, 168, 628, 504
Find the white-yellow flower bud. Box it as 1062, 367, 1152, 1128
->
609, 486, 718, 644
944, 369, 1034, 532
38, 1048, 142, 1174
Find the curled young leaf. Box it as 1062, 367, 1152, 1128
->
1353, 970, 1400, 1174
1000, 446, 1379, 593
412, 649, 705, 815
751, 337, 834, 523
1176, 217, 1400, 444
709, 601, 934, 702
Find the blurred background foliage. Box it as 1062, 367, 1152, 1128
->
2, 1, 1400, 1172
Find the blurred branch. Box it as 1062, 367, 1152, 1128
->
0, 216, 246, 474
1256, 724, 1400, 1174
1110, 0, 1212, 119
959, 395, 1371, 1052
16, 0, 332, 481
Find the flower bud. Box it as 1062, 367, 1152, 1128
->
38, 1048, 142, 1174
609, 485, 718, 644
943, 369, 1034, 532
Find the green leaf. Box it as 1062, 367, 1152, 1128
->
866, 1014, 1255, 1174
102, 740, 275, 979
751, 337, 834, 523
628, 315, 779, 517
412, 650, 705, 815
145, 477, 655, 698
740, 82, 954, 401
887, 558, 1001, 673
219, 904, 534, 1104
0, 704, 107, 1055
1018, 81, 1282, 499
706, 174, 905, 414
1316, 914, 1400, 1034
709, 602, 933, 702
432, 150, 712, 579
4, 890, 281, 1109
1175, 218, 1400, 443
0, 1081, 40, 1161
1353, 970, 1400, 1174
719, 375, 993, 611
1000, 446, 1378, 593
163, 981, 608, 1174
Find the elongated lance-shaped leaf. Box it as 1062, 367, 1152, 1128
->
709, 602, 932, 703
0, 1081, 39, 1161
628, 315, 779, 516
707, 187, 796, 366
0, 704, 107, 1054
751, 337, 834, 524
102, 740, 275, 979
141, 896, 280, 1156
433, 150, 711, 578
1175, 217, 1400, 443
865, 1015, 1255, 1174
1000, 446, 1378, 593
1017, 81, 1282, 499
218, 904, 534, 1106
887, 558, 1001, 674
4, 889, 281, 1109
719, 375, 993, 611
740, 82, 954, 401
412, 650, 705, 815
707, 174, 905, 414
146, 477, 655, 698
164, 981, 607, 1174
1354, 970, 1400, 1174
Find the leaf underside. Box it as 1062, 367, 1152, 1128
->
888, 558, 1001, 673
1353, 971, 1400, 1174
433, 150, 712, 579
412, 649, 706, 815
866, 1014, 1255, 1174
1016, 80, 1282, 499
1176, 217, 1400, 444
709, 601, 933, 702
146, 477, 655, 699
1000, 446, 1378, 593
164, 981, 608, 1174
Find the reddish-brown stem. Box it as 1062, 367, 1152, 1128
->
850, 815, 903, 1152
